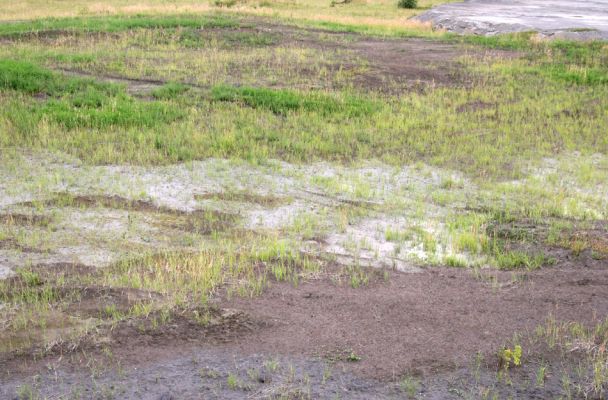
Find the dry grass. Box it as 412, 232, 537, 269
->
0, 0, 440, 36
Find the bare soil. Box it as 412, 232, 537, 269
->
221, 263, 607, 380
2, 248, 606, 397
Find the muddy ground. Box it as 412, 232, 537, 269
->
1, 244, 607, 399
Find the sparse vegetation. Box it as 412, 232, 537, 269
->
0, 1, 606, 398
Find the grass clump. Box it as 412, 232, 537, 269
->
397, 0, 417, 9
152, 82, 190, 100
494, 250, 549, 270
41, 94, 183, 129
1, 60, 184, 130
444, 255, 467, 268
211, 84, 377, 117
0, 59, 118, 96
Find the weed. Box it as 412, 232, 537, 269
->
494, 250, 549, 270
346, 351, 361, 362
226, 373, 239, 389
344, 265, 369, 288
536, 363, 547, 387
264, 358, 280, 373
399, 376, 421, 398
444, 255, 467, 268
385, 227, 413, 242
499, 345, 522, 369
15, 384, 39, 400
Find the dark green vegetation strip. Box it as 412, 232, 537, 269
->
0, 14, 239, 37
211, 85, 378, 117
0, 60, 184, 130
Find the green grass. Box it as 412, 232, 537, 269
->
0, 14, 239, 37
494, 250, 549, 270
152, 82, 190, 100
0, 15, 606, 174
0, 59, 119, 96
1, 59, 184, 131
462, 33, 608, 86
211, 84, 378, 117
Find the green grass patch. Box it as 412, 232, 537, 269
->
495, 250, 549, 270
0, 14, 240, 37
463, 33, 608, 86
211, 84, 377, 117
1, 60, 184, 130
152, 82, 190, 100
0, 59, 119, 96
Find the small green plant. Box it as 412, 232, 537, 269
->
397, 0, 417, 9
399, 376, 421, 398
226, 373, 239, 389
15, 384, 38, 400
16, 269, 42, 286
499, 344, 522, 369
264, 358, 279, 372
347, 351, 361, 362
345, 265, 369, 288
536, 364, 547, 387
445, 255, 467, 268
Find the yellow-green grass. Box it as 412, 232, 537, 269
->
0, 0, 447, 37
0, 19, 606, 178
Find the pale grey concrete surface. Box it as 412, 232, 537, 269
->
416, 0, 608, 39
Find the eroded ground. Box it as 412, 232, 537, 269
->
0, 11, 607, 400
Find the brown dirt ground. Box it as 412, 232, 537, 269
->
220, 262, 608, 380
3, 258, 606, 384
